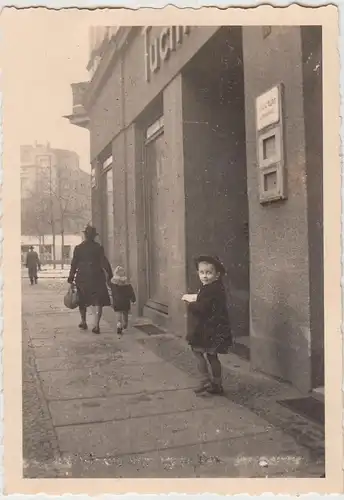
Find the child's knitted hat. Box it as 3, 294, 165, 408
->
112, 266, 128, 283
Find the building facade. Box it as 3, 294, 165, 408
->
67, 26, 323, 394
21, 142, 92, 236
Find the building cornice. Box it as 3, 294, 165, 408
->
83, 26, 139, 111
64, 113, 90, 130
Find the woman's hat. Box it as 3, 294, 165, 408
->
194, 255, 226, 275
83, 225, 98, 238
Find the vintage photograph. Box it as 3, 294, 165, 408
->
1, 6, 341, 493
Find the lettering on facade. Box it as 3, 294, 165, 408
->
256, 86, 280, 131
143, 26, 191, 82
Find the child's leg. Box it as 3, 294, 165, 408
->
123, 311, 129, 329
116, 312, 124, 333
191, 348, 211, 391
206, 353, 224, 393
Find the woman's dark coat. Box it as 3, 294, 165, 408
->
111, 283, 136, 312
68, 240, 113, 307
187, 279, 232, 354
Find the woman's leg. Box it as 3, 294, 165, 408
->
206, 353, 224, 393
92, 305, 102, 333
191, 348, 211, 392
78, 306, 87, 329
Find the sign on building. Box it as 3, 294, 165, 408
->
143, 26, 191, 82
256, 86, 280, 132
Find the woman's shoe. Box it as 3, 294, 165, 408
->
92, 326, 100, 334
78, 322, 88, 330
206, 383, 224, 395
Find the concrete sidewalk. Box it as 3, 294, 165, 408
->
22, 279, 324, 478
21, 265, 70, 280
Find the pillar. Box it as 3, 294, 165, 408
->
163, 74, 188, 336
242, 26, 312, 393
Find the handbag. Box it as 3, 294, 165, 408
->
64, 284, 79, 309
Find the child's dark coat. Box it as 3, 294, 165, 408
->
111, 283, 136, 312
187, 279, 232, 354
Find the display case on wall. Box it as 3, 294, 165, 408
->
255, 83, 287, 204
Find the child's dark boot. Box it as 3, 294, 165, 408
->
206, 382, 224, 395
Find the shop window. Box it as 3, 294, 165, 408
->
99, 150, 114, 264
91, 165, 96, 188
146, 116, 164, 142
101, 155, 113, 171
105, 168, 114, 264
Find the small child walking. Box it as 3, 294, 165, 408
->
110, 266, 136, 335
182, 255, 232, 395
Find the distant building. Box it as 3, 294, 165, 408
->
66, 26, 324, 395
20, 142, 91, 237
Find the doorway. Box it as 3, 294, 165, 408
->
143, 117, 169, 315
181, 27, 250, 354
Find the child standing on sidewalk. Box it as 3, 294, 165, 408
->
110, 266, 136, 335
182, 255, 232, 395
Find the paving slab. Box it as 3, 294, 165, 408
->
58, 430, 316, 478
56, 404, 271, 458
35, 346, 161, 372
48, 388, 228, 426
39, 361, 197, 400
23, 279, 324, 479
32, 334, 126, 358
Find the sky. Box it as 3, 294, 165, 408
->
2, 9, 92, 173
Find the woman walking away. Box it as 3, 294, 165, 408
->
182, 255, 232, 395
67, 225, 113, 334
111, 265, 136, 335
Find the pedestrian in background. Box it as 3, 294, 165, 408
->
110, 265, 136, 335
67, 225, 113, 334
26, 246, 41, 285
182, 255, 232, 395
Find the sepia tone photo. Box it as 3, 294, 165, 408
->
1, 6, 342, 495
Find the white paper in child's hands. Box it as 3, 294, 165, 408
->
182, 293, 197, 303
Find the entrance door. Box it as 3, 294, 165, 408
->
144, 130, 168, 313
100, 159, 114, 266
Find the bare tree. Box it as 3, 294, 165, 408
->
51, 165, 91, 269
21, 161, 91, 269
